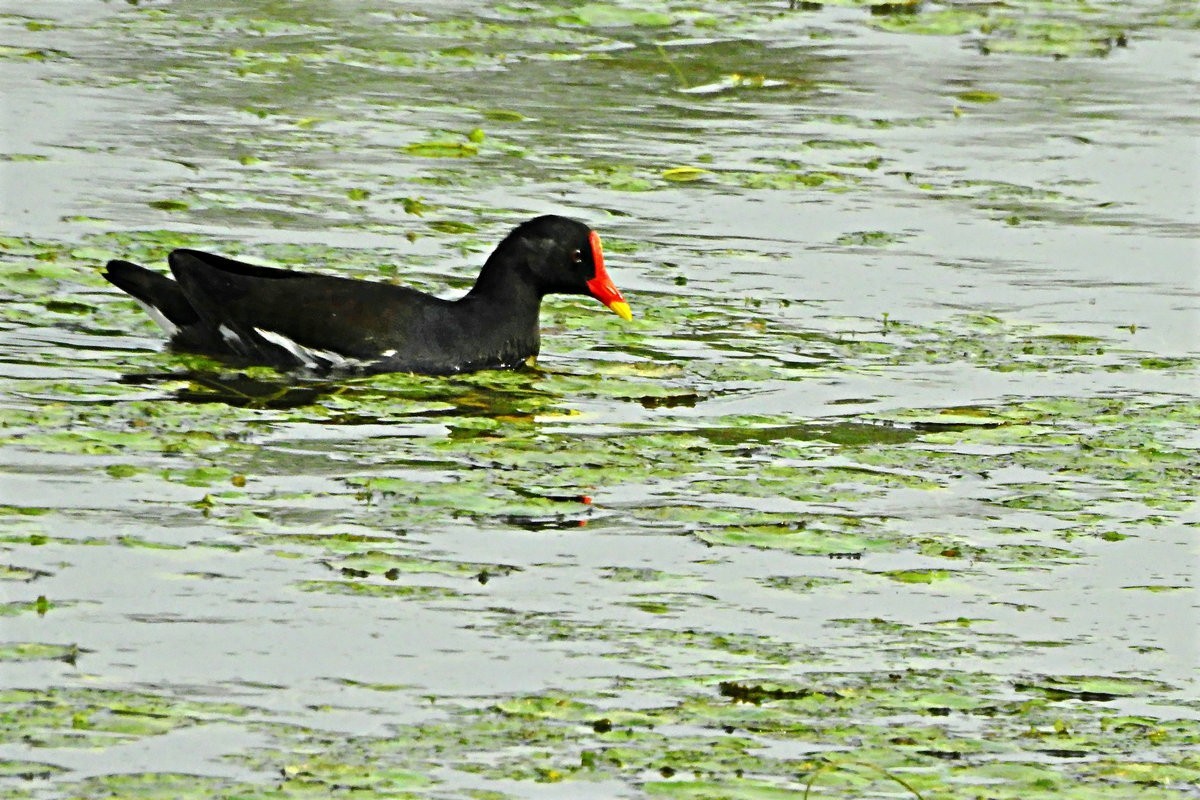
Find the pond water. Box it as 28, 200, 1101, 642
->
1, 1, 1197, 798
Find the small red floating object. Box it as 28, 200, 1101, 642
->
580, 495, 594, 505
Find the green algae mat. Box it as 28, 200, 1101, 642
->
1, 1, 1197, 798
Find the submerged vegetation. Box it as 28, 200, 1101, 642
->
1, 0, 1197, 798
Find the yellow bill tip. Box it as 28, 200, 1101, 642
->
608, 300, 633, 322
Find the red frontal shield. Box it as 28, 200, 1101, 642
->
584, 230, 632, 321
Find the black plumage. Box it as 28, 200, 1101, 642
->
103, 215, 632, 375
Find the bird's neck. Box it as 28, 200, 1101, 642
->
451, 248, 542, 368
464, 244, 542, 307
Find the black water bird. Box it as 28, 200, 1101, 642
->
102, 215, 632, 375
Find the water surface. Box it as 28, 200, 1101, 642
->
1, 1, 1197, 798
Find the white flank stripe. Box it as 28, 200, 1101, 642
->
254, 328, 365, 370
217, 324, 242, 348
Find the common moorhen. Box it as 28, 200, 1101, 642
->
102, 215, 632, 375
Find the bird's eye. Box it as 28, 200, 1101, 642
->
571, 249, 583, 264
